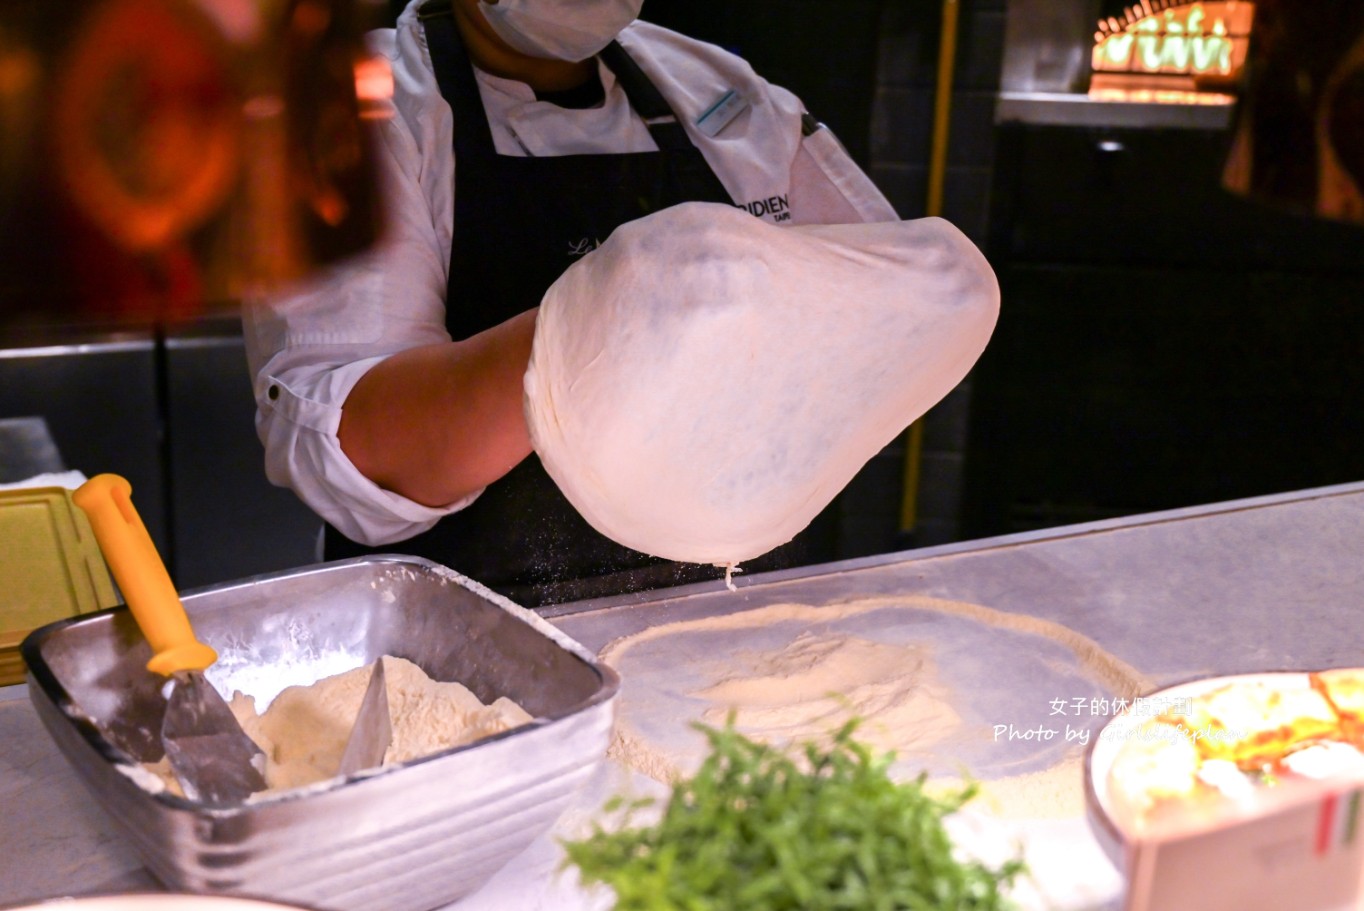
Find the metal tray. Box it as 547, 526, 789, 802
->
21, 556, 619, 911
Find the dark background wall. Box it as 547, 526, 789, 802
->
869, 0, 1008, 550
965, 122, 1364, 539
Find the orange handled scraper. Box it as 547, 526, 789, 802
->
73, 473, 267, 805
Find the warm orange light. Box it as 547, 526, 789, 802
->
354, 54, 393, 119
1093, 1, 1254, 78
1087, 86, 1235, 105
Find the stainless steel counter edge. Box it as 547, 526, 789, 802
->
540, 479, 1364, 622
995, 91, 1234, 130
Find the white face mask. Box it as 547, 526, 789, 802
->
478, 0, 644, 62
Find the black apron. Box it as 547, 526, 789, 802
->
327, 1, 834, 606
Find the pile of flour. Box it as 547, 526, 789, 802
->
146, 655, 532, 796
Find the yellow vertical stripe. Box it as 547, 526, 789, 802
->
900, 0, 960, 533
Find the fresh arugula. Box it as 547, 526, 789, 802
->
564, 720, 1025, 910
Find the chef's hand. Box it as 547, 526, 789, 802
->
338, 308, 538, 507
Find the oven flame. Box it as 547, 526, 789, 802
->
1093, 1, 1254, 78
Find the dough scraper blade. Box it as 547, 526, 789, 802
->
338, 657, 393, 776
161, 670, 269, 803
73, 474, 267, 805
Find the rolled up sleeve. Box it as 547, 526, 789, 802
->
241, 28, 479, 546
789, 124, 900, 225
252, 356, 478, 545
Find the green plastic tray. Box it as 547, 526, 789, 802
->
1, 486, 117, 686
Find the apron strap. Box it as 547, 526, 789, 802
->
417, 0, 500, 159
598, 41, 695, 152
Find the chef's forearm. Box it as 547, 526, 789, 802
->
338, 309, 538, 508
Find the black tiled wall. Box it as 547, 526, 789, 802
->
864, 0, 1009, 552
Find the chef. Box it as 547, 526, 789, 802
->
243, 0, 900, 607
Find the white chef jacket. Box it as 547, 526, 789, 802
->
243, 3, 899, 548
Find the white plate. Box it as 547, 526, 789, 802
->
6, 896, 313, 910
1084, 671, 1314, 866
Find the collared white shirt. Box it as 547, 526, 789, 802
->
243, 3, 899, 547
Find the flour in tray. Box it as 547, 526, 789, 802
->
144, 656, 532, 797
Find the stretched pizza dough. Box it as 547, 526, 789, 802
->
523, 202, 999, 565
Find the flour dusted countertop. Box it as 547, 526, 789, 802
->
5, 481, 1364, 909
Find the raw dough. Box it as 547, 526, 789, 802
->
148, 656, 532, 796
523, 202, 999, 566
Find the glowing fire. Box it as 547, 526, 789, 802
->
1093, 1, 1254, 77
354, 54, 394, 120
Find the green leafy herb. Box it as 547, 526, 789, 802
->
564, 720, 1025, 910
